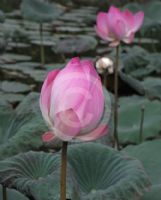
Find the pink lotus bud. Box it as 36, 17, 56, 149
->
95, 6, 144, 47
96, 57, 114, 74
40, 57, 108, 142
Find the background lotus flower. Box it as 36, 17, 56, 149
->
40, 57, 108, 142
95, 6, 144, 47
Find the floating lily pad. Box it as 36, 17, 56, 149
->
0, 37, 7, 53
6, 10, 21, 18
119, 72, 145, 95
0, 185, 29, 200
146, 53, 161, 74
31, 39, 56, 47
0, 53, 31, 63
55, 26, 83, 33
68, 143, 150, 200
2, 19, 21, 32
59, 6, 96, 24
0, 143, 150, 200
54, 36, 97, 54
0, 99, 13, 141
0, 92, 25, 105
0, 151, 72, 200
121, 46, 149, 79
1, 81, 30, 93
0, 98, 12, 110
118, 96, 161, 144
21, 0, 64, 23
0, 10, 5, 23
23, 20, 52, 31
24, 69, 47, 82
9, 42, 30, 49
142, 77, 161, 101
27, 30, 51, 41
0, 62, 41, 71
123, 140, 161, 200
0, 92, 47, 160
121, 46, 161, 79
59, 13, 86, 23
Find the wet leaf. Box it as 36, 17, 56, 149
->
54, 36, 97, 54
21, 0, 64, 23
123, 139, 161, 200
0, 81, 30, 93
68, 143, 150, 200
118, 96, 161, 144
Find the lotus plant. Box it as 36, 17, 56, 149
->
21, 0, 63, 68
95, 6, 144, 149
40, 57, 108, 200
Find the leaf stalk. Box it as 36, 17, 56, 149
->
60, 141, 68, 200
114, 45, 120, 150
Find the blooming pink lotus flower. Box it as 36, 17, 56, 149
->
95, 6, 144, 47
40, 57, 108, 142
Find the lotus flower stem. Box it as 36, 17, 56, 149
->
60, 141, 68, 200
139, 105, 145, 143
114, 45, 120, 150
3, 186, 7, 200
40, 23, 45, 67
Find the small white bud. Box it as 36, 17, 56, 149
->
96, 57, 114, 74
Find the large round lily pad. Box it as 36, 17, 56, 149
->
21, 0, 64, 23
146, 53, 161, 74
123, 139, 161, 200
68, 143, 150, 200
118, 95, 161, 144
0, 151, 72, 200
1, 81, 30, 93
54, 36, 97, 54
142, 77, 161, 101
0, 92, 25, 104
0, 143, 150, 200
0, 53, 31, 63
0, 92, 47, 160
121, 46, 150, 79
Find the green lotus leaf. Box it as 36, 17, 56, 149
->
0, 184, 29, 200
21, 0, 64, 23
0, 53, 31, 63
121, 47, 161, 79
0, 92, 47, 160
54, 36, 97, 54
118, 95, 161, 144
123, 139, 161, 200
0, 100, 13, 143
119, 72, 145, 95
0, 92, 25, 104
142, 77, 161, 101
121, 46, 149, 79
68, 142, 150, 200
0, 10, 5, 23
146, 53, 161, 74
0, 151, 72, 200
1, 81, 31, 93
